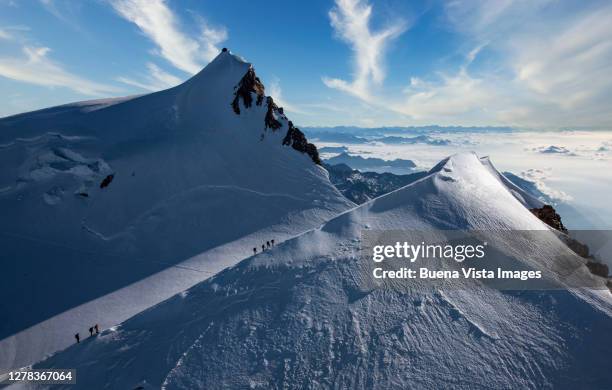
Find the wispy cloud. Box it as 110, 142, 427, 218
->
511, 5, 612, 110
268, 77, 309, 115
0, 25, 29, 40
116, 62, 182, 91
326, 0, 612, 127
0, 46, 121, 95
394, 68, 498, 121
322, 0, 406, 100
431, 0, 612, 127
39, 0, 84, 31
110, 0, 227, 74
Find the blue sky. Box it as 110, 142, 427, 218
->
1, 0, 611, 128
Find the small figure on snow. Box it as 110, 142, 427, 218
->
271, 239, 275, 246
89, 327, 94, 337
75, 333, 80, 343
94, 324, 99, 334
253, 247, 257, 255
266, 241, 270, 248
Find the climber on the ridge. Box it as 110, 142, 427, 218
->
89, 327, 94, 337
253, 247, 257, 255
75, 333, 80, 343
271, 239, 275, 246
222, 47, 228, 53
266, 241, 270, 249
262, 244, 265, 252
94, 324, 99, 334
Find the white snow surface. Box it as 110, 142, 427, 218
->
479, 155, 544, 209
0, 51, 353, 370
28, 152, 612, 389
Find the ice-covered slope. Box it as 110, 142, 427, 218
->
32, 153, 612, 389
479, 155, 544, 209
0, 51, 353, 370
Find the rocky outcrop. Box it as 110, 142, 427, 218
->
529, 205, 567, 233
586, 261, 609, 278
283, 121, 321, 165
264, 97, 282, 130
564, 236, 610, 289
530, 204, 610, 286
231, 67, 265, 114
565, 237, 589, 258
230, 66, 321, 165
99, 174, 114, 189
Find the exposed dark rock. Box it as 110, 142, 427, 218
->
231, 67, 265, 115
559, 227, 611, 283
99, 174, 114, 189
530, 205, 611, 282
565, 237, 590, 258
231, 68, 320, 165
586, 261, 609, 278
283, 121, 321, 165
264, 97, 282, 130
529, 205, 567, 233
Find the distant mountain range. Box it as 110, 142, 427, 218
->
303, 125, 515, 136
325, 163, 428, 204
324, 152, 417, 174
307, 132, 451, 146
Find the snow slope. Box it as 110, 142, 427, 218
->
32, 153, 612, 389
479, 156, 544, 209
0, 51, 353, 370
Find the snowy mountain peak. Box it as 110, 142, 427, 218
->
187, 48, 249, 86
336, 151, 551, 232
418, 152, 545, 222
0, 49, 352, 371
31, 152, 612, 389
174, 49, 321, 164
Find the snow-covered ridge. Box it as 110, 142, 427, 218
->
31, 152, 612, 389
0, 50, 353, 370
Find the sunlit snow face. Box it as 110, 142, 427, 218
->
315, 129, 612, 229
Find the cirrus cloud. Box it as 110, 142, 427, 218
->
116, 62, 182, 92
325, 0, 612, 128
322, 0, 407, 101
110, 0, 227, 75
0, 46, 121, 96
